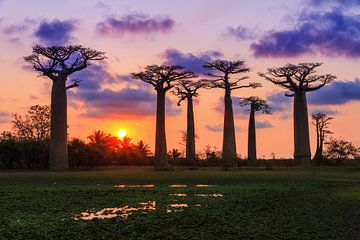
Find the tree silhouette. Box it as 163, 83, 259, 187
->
11, 105, 50, 141
203, 60, 261, 167
173, 79, 203, 168
239, 97, 271, 166
24, 45, 105, 170
132, 65, 195, 170
259, 63, 335, 165
312, 113, 333, 165
326, 138, 359, 165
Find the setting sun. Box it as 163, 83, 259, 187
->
117, 129, 127, 138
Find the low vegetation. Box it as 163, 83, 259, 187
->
0, 167, 359, 239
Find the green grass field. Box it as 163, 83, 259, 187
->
0, 167, 359, 240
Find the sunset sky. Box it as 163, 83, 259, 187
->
0, 0, 360, 158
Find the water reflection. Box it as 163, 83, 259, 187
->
194, 184, 217, 187
195, 193, 223, 197
168, 184, 187, 188
169, 193, 187, 197
112, 184, 155, 188
166, 203, 188, 213
74, 201, 156, 221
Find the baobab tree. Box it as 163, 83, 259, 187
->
203, 60, 261, 167
132, 65, 195, 170
24, 45, 106, 170
312, 113, 333, 165
173, 79, 203, 168
239, 97, 271, 166
259, 63, 335, 165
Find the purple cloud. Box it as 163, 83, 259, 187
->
205, 124, 223, 132
256, 120, 272, 129
266, 92, 292, 112
75, 88, 181, 118
310, 108, 339, 115
308, 79, 360, 105
34, 19, 77, 45
227, 26, 256, 40
205, 123, 243, 132
0, 111, 9, 124
214, 97, 251, 119
161, 49, 223, 74
96, 13, 174, 37
251, 10, 360, 57
69, 63, 180, 118
310, 0, 360, 6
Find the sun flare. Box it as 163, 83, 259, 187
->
117, 129, 127, 138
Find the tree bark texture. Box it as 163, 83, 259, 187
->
49, 77, 69, 170
293, 92, 311, 165
186, 97, 197, 168
154, 90, 170, 170
247, 106, 257, 166
222, 90, 237, 167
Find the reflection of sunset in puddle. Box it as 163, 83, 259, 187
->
195, 194, 223, 197
74, 184, 224, 220
112, 184, 155, 188
168, 184, 187, 188
166, 203, 188, 213
194, 184, 217, 187
169, 193, 187, 197
74, 201, 156, 221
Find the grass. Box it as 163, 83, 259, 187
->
0, 166, 359, 240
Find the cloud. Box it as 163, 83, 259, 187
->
256, 120, 273, 129
34, 19, 77, 45
309, 0, 360, 7
160, 48, 223, 74
69, 63, 181, 118
266, 91, 292, 112
310, 108, 339, 115
0, 111, 9, 124
205, 123, 243, 132
1, 18, 36, 44
308, 79, 360, 105
205, 124, 223, 132
214, 97, 259, 119
226, 26, 256, 40
96, 13, 174, 37
76, 88, 181, 118
251, 10, 360, 57
72, 63, 115, 90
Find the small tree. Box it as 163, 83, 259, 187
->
11, 105, 50, 140
24, 45, 105, 170
259, 63, 335, 165
239, 97, 271, 166
203, 60, 260, 167
173, 79, 203, 168
132, 65, 195, 170
325, 138, 359, 165
312, 113, 333, 165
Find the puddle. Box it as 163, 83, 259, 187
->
168, 184, 187, 188
74, 201, 156, 221
166, 203, 188, 213
195, 193, 223, 197
113, 184, 155, 188
169, 193, 187, 197
194, 184, 217, 187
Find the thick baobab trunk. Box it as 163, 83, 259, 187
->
49, 77, 68, 170
293, 91, 311, 165
186, 97, 197, 168
247, 106, 257, 166
222, 90, 237, 167
154, 90, 170, 170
